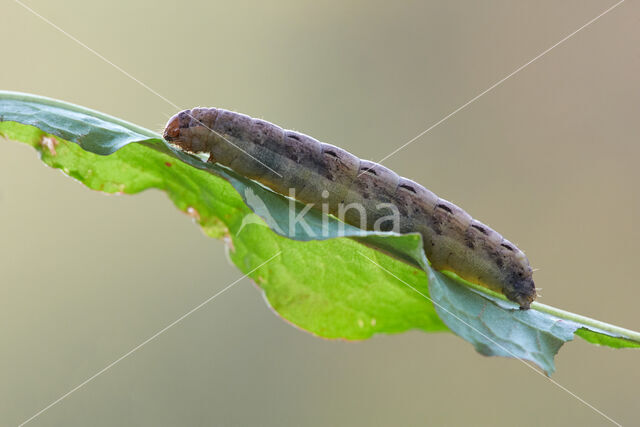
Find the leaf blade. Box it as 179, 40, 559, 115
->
2, 91, 637, 375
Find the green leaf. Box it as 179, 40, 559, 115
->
428, 271, 577, 374
575, 328, 640, 348
2, 91, 638, 375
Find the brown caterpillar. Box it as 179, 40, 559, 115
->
163, 108, 537, 309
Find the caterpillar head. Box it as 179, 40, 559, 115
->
163, 110, 210, 153
163, 113, 181, 142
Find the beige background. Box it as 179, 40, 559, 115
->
1, 1, 638, 426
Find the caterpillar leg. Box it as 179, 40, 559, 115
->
207, 152, 217, 164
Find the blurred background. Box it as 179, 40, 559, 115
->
1, 0, 638, 425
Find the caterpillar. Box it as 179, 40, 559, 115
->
163, 108, 537, 309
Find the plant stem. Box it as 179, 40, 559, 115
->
531, 301, 640, 342
457, 276, 640, 343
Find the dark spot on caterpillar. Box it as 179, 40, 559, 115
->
287, 133, 300, 141
399, 184, 417, 194
227, 127, 243, 139
471, 224, 488, 235
178, 111, 191, 127
436, 203, 453, 214
465, 237, 475, 249
431, 217, 443, 235
486, 247, 504, 269
361, 167, 377, 176
501, 243, 514, 252
324, 150, 338, 158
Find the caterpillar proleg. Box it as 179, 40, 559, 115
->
164, 108, 537, 309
